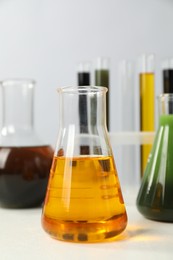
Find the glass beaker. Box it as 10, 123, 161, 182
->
0, 79, 54, 208
136, 94, 173, 222
42, 86, 127, 243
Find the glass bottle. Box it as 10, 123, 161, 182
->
139, 54, 155, 176
42, 86, 127, 243
136, 94, 173, 222
0, 79, 54, 208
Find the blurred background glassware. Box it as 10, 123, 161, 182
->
42, 86, 127, 243
118, 60, 140, 190
162, 58, 173, 93
95, 57, 110, 130
136, 94, 173, 222
77, 61, 91, 86
139, 54, 155, 176
0, 79, 54, 208
77, 61, 91, 134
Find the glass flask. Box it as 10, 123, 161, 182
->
119, 60, 140, 188
0, 79, 54, 208
136, 94, 173, 222
42, 86, 127, 243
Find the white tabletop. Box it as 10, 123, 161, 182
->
0, 188, 173, 260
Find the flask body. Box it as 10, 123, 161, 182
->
137, 94, 173, 221
42, 86, 127, 242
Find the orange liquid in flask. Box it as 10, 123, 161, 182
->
42, 155, 127, 242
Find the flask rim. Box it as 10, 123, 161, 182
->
57, 86, 108, 94
1, 79, 36, 88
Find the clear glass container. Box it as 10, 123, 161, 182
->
162, 58, 173, 93
0, 79, 54, 208
118, 60, 140, 188
77, 61, 91, 86
139, 54, 155, 176
95, 57, 110, 130
137, 94, 173, 222
42, 86, 127, 243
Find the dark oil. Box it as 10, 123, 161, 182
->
163, 69, 173, 93
0, 145, 54, 208
78, 72, 90, 134
78, 72, 90, 86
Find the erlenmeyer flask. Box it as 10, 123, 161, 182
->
137, 94, 173, 221
42, 86, 127, 242
0, 79, 54, 208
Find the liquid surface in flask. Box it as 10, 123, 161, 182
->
42, 155, 127, 242
0, 145, 53, 208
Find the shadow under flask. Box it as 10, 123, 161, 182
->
136, 94, 173, 222
0, 79, 54, 208
42, 86, 127, 243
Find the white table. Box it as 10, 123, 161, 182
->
0, 188, 173, 260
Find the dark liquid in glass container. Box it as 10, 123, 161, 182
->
78, 72, 90, 86
163, 69, 173, 93
0, 145, 54, 208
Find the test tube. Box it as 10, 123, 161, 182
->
77, 61, 91, 136
119, 60, 140, 188
139, 54, 155, 176
77, 61, 91, 86
95, 57, 110, 130
162, 59, 173, 93
120, 60, 135, 131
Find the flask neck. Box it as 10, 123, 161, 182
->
58, 86, 108, 132
1, 80, 34, 135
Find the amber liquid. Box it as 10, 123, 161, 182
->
0, 145, 54, 208
42, 156, 127, 242
140, 73, 155, 176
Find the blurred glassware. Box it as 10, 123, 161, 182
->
137, 94, 173, 222
0, 79, 54, 208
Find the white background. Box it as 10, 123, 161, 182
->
0, 0, 173, 146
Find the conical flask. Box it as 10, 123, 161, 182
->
137, 94, 173, 222
42, 86, 127, 242
0, 79, 54, 208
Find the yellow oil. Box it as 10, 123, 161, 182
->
140, 73, 155, 176
42, 155, 127, 242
